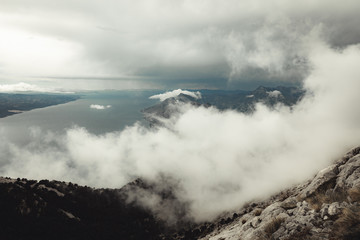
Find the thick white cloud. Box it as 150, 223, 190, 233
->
1, 41, 360, 222
149, 89, 201, 101
0, 82, 72, 93
267, 90, 282, 98
89, 104, 111, 110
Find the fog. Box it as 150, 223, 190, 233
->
0, 40, 360, 222
0, 82, 70, 93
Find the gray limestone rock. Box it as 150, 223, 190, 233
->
272, 226, 286, 239
300, 164, 338, 199
281, 197, 298, 210
328, 202, 341, 216
336, 155, 360, 189
250, 217, 261, 228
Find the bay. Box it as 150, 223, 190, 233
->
0, 90, 160, 144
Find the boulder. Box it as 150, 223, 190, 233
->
280, 197, 297, 210
300, 164, 338, 199
335, 155, 360, 189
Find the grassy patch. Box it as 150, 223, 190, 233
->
254, 209, 262, 216
348, 187, 360, 202
307, 189, 348, 211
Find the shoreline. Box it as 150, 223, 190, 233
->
0, 96, 80, 119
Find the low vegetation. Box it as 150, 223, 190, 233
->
331, 205, 360, 240
254, 209, 262, 216
264, 217, 285, 238
348, 187, 360, 202
306, 188, 348, 212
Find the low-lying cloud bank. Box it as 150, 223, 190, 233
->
149, 89, 202, 102
267, 90, 282, 98
1, 42, 360, 222
89, 104, 112, 110
0, 82, 73, 93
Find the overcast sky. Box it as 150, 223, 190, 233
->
1, 0, 360, 90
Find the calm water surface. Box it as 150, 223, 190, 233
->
0, 90, 160, 143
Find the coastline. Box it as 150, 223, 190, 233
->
0, 94, 80, 119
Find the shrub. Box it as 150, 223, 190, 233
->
254, 209, 262, 216
264, 217, 285, 238
307, 189, 347, 211
348, 187, 360, 202
331, 206, 360, 240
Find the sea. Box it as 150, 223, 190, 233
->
0, 90, 161, 144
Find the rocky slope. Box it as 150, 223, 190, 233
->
185, 147, 360, 240
0, 147, 359, 239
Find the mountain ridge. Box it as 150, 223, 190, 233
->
142, 86, 305, 126
0, 146, 359, 239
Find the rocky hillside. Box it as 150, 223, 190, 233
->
0, 147, 359, 239
185, 147, 360, 240
0, 178, 170, 240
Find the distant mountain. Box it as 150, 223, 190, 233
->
142, 86, 305, 126
142, 93, 204, 126
197, 86, 304, 112
0, 93, 79, 118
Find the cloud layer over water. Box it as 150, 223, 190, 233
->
90, 104, 112, 110
0, 82, 72, 93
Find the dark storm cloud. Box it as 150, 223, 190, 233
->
0, 0, 360, 89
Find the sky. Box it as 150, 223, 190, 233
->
1, 0, 360, 90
